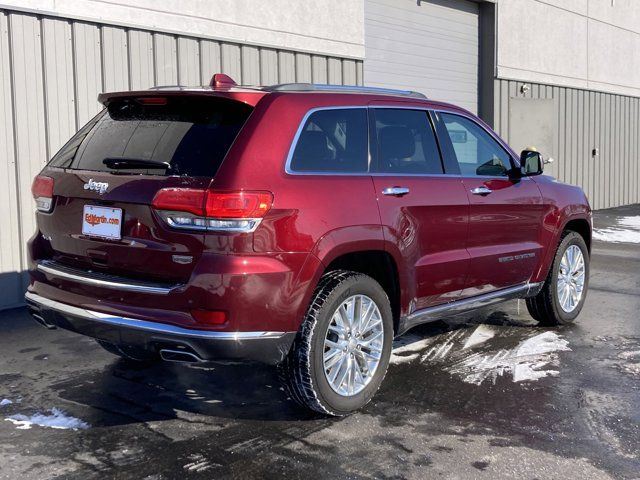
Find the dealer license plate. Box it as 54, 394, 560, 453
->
82, 205, 123, 240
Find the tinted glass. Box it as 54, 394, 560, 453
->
373, 109, 442, 174
440, 113, 512, 177
290, 108, 368, 173
50, 96, 253, 177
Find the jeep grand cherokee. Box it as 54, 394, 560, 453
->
26, 74, 591, 415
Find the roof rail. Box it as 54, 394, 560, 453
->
263, 83, 427, 99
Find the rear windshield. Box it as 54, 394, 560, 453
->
49, 96, 253, 177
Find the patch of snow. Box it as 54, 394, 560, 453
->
0, 399, 12, 407
617, 350, 640, 360
5, 408, 90, 430
462, 325, 496, 350
593, 215, 640, 243
421, 330, 464, 361
392, 338, 434, 355
592, 228, 640, 243
183, 454, 217, 473
390, 335, 437, 365
618, 216, 640, 229
447, 331, 571, 385
389, 352, 420, 365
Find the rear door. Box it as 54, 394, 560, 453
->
38, 95, 253, 284
370, 107, 470, 310
433, 110, 544, 295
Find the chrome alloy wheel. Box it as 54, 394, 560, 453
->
557, 245, 586, 313
323, 294, 385, 397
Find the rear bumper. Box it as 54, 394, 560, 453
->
25, 292, 296, 365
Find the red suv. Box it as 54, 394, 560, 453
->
26, 74, 592, 415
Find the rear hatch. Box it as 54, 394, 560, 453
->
36, 94, 254, 284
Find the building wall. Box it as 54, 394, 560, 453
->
0, 0, 365, 59
492, 1, 640, 212
493, 78, 640, 211
496, 0, 640, 98
0, 8, 363, 310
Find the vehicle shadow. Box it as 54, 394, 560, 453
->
50, 301, 542, 427
52, 357, 322, 425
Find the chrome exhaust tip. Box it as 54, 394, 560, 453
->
29, 311, 57, 330
159, 349, 202, 363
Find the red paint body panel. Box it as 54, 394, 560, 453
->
372, 176, 470, 311
529, 175, 592, 283
461, 176, 545, 295
27, 84, 592, 347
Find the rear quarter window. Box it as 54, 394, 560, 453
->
49, 96, 253, 177
289, 108, 368, 173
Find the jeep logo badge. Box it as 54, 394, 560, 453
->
83, 179, 109, 194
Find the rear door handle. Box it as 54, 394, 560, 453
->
382, 187, 410, 197
470, 186, 492, 195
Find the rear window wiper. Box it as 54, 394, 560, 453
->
102, 157, 173, 171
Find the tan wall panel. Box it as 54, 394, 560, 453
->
200, 40, 221, 85
0, 11, 23, 307
177, 37, 200, 86
41, 18, 75, 155
101, 26, 128, 91
153, 32, 177, 86
9, 13, 47, 288
73, 22, 102, 125
128, 30, 153, 89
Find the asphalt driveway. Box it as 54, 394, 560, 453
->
1, 205, 639, 479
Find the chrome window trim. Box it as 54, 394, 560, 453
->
25, 292, 286, 340
284, 106, 370, 176
36, 260, 180, 295
284, 104, 522, 179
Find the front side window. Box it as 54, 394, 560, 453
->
289, 108, 368, 173
372, 109, 443, 174
440, 113, 512, 177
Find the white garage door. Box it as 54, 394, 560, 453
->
365, 0, 479, 113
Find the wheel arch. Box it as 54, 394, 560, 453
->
303, 226, 406, 334
323, 250, 402, 334
563, 217, 592, 254
532, 213, 592, 284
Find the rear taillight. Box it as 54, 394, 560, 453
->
150, 188, 206, 216
205, 192, 272, 218
152, 188, 273, 233
31, 175, 54, 212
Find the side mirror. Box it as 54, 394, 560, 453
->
520, 149, 544, 176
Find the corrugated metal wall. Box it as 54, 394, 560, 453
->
493, 79, 640, 211
364, 0, 480, 113
0, 9, 363, 310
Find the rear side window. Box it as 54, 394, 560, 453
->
289, 108, 368, 173
49, 96, 253, 177
372, 109, 443, 174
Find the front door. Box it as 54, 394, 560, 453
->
370, 107, 470, 311
433, 110, 544, 296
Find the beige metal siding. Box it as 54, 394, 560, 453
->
365, 0, 479, 113
0, 11, 23, 308
494, 79, 640, 211
0, 8, 363, 310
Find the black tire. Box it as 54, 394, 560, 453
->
526, 231, 590, 326
96, 340, 159, 364
279, 270, 393, 416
